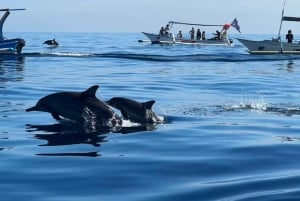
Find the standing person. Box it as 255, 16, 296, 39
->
222, 30, 227, 39
159, 26, 164, 35
196, 28, 201, 40
286, 30, 293, 43
189, 27, 195, 40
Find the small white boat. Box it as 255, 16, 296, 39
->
141, 20, 240, 46
0, 9, 26, 54
237, 0, 300, 54
142, 31, 233, 46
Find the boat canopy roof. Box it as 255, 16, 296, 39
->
0, 8, 25, 11
282, 16, 300, 22
169, 21, 223, 27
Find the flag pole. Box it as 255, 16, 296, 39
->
278, 0, 286, 38
278, 0, 286, 53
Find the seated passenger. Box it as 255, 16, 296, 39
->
177, 30, 183, 38
286, 30, 293, 43
202, 31, 206, 40
164, 24, 170, 35
214, 30, 221, 40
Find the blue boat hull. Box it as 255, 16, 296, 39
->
0, 38, 25, 54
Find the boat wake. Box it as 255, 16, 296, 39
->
3, 51, 300, 62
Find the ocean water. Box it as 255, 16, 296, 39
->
1, 32, 300, 201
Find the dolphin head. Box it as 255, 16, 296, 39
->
26, 86, 97, 122
106, 97, 160, 124
26, 96, 52, 113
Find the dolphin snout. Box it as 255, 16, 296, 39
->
26, 106, 38, 112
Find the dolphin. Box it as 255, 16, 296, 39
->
43, 38, 59, 46
26, 85, 121, 126
106, 97, 162, 124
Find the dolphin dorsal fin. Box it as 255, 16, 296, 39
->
143, 100, 155, 109
80, 85, 99, 100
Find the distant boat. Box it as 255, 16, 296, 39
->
141, 20, 240, 46
237, 0, 300, 54
0, 9, 26, 54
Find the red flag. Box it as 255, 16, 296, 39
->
223, 23, 231, 30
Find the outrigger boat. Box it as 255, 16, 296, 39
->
237, 0, 300, 54
141, 19, 240, 46
0, 9, 25, 54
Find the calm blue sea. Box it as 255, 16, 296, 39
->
1, 32, 300, 201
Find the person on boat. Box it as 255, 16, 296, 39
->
159, 26, 164, 36
286, 30, 293, 43
196, 28, 201, 40
214, 30, 221, 40
221, 30, 227, 39
164, 24, 170, 35
189, 27, 195, 40
177, 30, 183, 39
202, 31, 206, 40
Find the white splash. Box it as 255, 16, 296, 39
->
121, 119, 141, 127
82, 106, 98, 129
231, 97, 268, 111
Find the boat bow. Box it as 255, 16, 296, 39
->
0, 9, 26, 54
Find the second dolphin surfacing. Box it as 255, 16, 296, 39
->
26, 85, 121, 126
106, 97, 164, 125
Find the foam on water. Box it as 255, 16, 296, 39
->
231, 97, 268, 111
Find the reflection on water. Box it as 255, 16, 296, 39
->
36, 152, 100, 157
286, 60, 295, 72
0, 55, 25, 83
27, 123, 110, 147
25, 122, 158, 157
277, 136, 300, 142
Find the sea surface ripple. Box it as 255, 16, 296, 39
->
1, 33, 300, 201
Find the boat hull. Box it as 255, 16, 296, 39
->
142, 32, 175, 44
176, 38, 232, 46
142, 32, 233, 46
0, 38, 25, 54
237, 38, 300, 54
